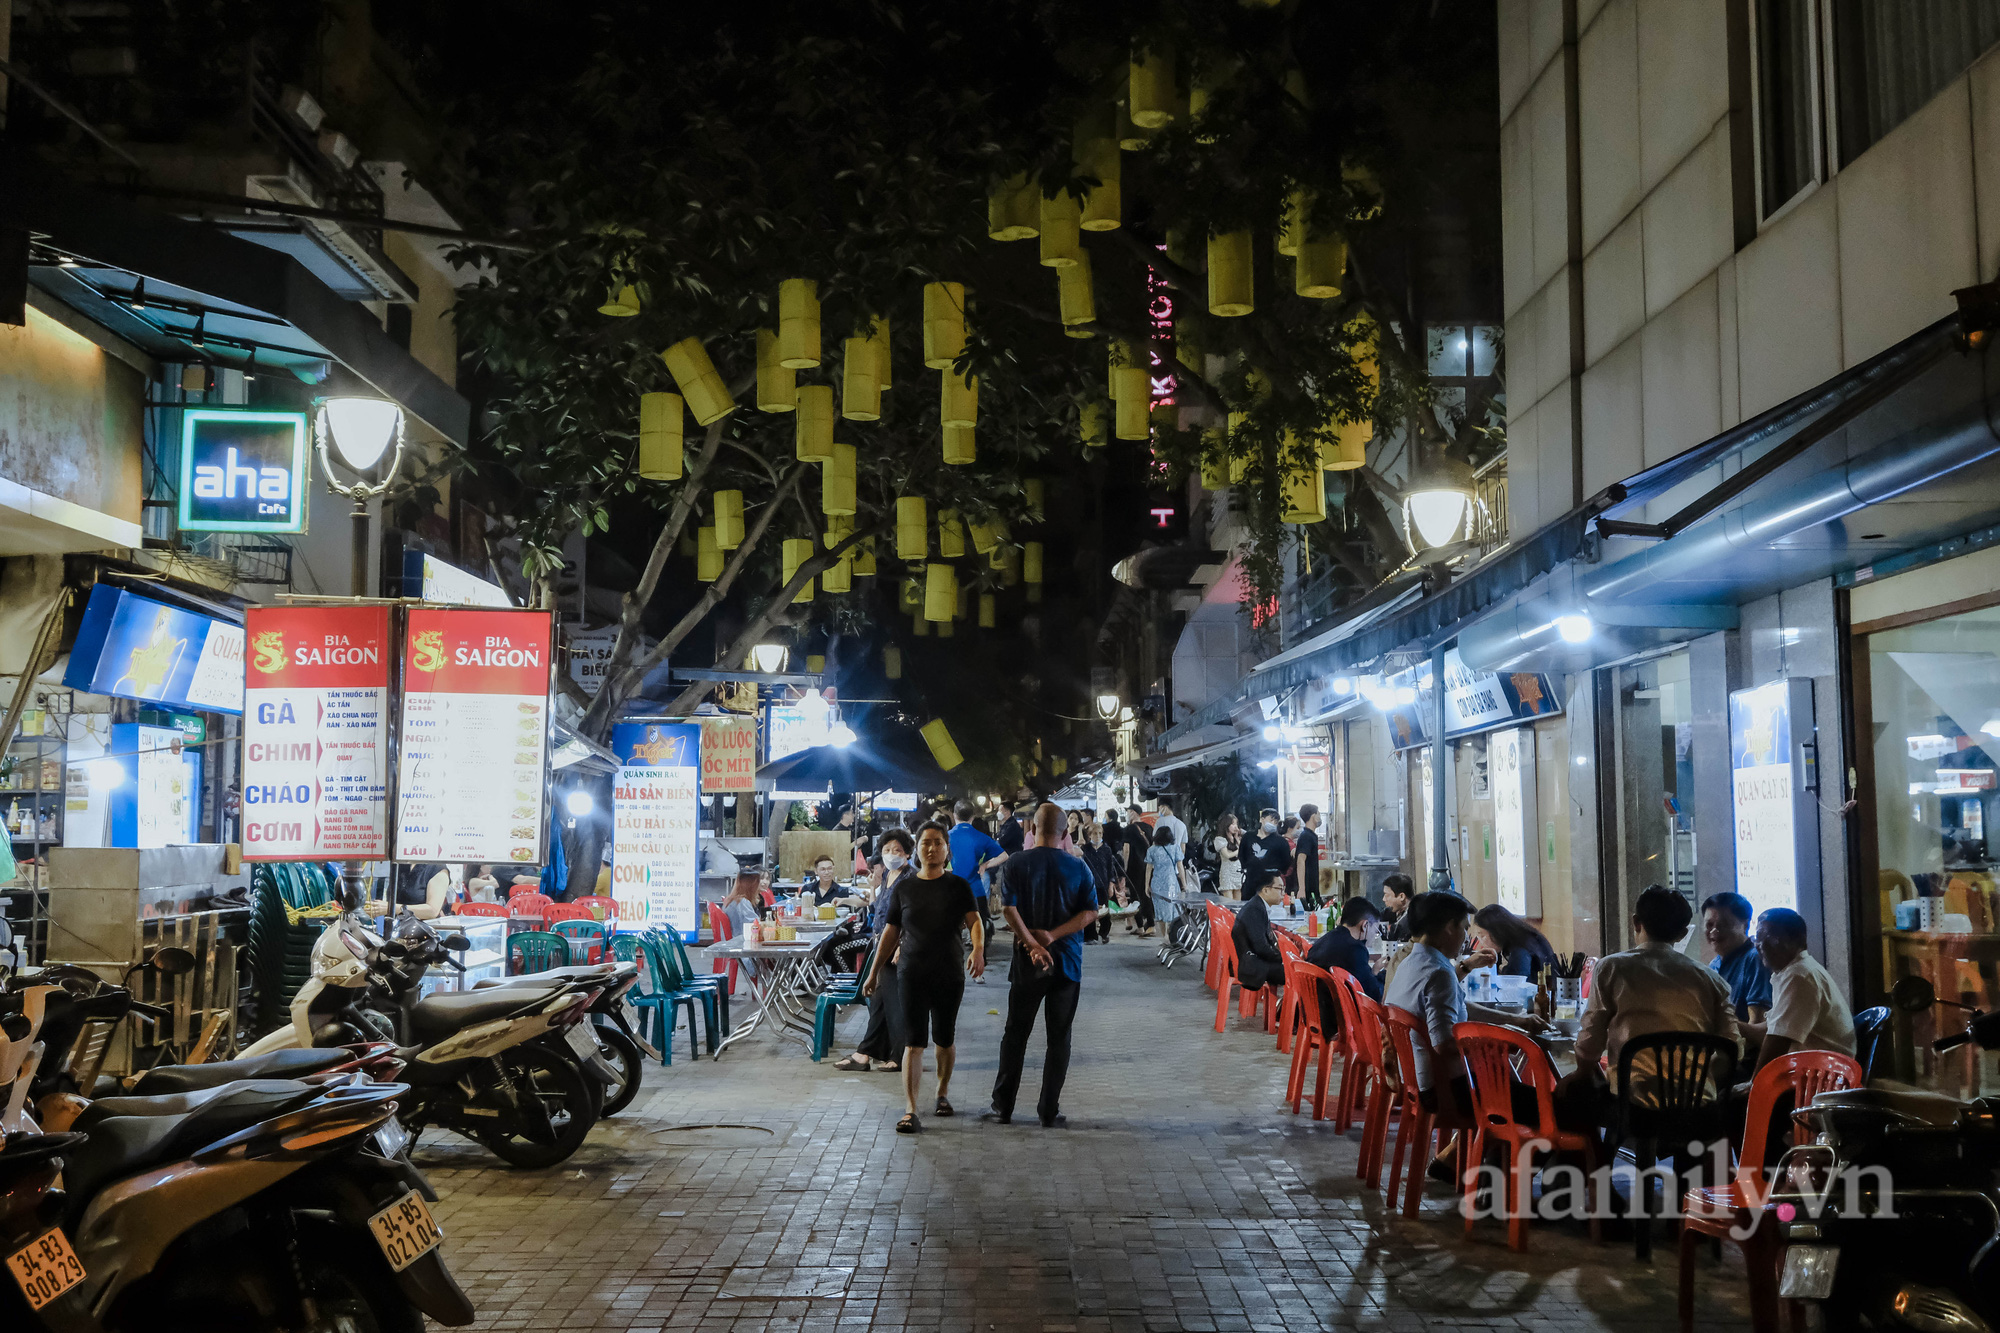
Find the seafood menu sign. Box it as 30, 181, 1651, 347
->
395, 608, 555, 864
240, 605, 392, 860
611, 722, 701, 939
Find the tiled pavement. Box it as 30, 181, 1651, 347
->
417, 933, 1756, 1332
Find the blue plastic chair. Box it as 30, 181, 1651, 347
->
811, 933, 877, 1061
613, 933, 699, 1065
647, 930, 722, 1056
660, 930, 730, 1040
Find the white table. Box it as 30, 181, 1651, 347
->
706, 938, 822, 1055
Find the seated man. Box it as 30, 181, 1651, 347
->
1704, 891, 1773, 1026
1744, 907, 1855, 1070
1231, 875, 1288, 995
1379, 874, 1415, 942
1306, 897, 1383, 1027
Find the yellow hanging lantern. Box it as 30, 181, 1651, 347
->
924, 562, 956, 622
1001, 546, 1020, 586
1296, 234, 1348, 300
938, 510, 967, 558
826, 511, 855, 541
1080, 400, 1109, 448
1278, 189, 1308, 257
637, 391, 684, 481
1116, 99, 1152, 151
1058, 251, 1096, 328
899, 577, 922, 612
1208, 231, 1254, 317
1327, 417, 1370, 470
866, 316, 892, 392
920, 718, 964, 771
1023, 542, 1044, 585
1115, 393, 1150, 442
937, 616, 955, 639
943, 424, 976, 465
660, 338, 736, 425
1226, 412, 1251, 483
713, 489, 745, 550
923, 282, 966, 369
1129, 43, 1176, 128
978, 593, 996, 628
782, 538, 816, 602
1109, 337, 1149, 404
821, 553, 852, 594
1282, 466, 1327, 523
1351, 314, 1381, 391
913, 613, 930, 637
1038, 189, 1082, 268
940, 368, 978, 428
1175, 315, 1203, 374
841, 335, 882, 421
823, 442, 857, 515
598, 284, 641, 317
1073, 110, 1122, 231
696, 525, 723, 581
969, 517, 1000, 556
1026, 584, 1042, 605
884, 644, 902, 679
1024, 478, 1044, 521
956, 584, 972, 621
805, 654, 826, 674
895, 496, 927, 561
777, 278, 821, 369
986, 172, 1040, 241
794, 384, 835, 462
755, 329, 797, 413
853, 537, 877, 577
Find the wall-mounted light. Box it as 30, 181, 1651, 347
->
1555, 613, 1592, 644
750, 643, 788, 673
565, 790, 595, 816
1331, 676, 1353, 695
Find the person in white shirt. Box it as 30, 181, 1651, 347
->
1745, 907, 1855, 1071
1153, 796, 1188, 862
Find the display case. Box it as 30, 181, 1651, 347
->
418, 915, 509, 997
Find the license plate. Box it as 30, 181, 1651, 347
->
1779, 1245, 1840, 1300
373, 1117, 410, 1159
564, 1022, 598, 1059
366, 1189, 442, 1273
7, 1228, 85, 1311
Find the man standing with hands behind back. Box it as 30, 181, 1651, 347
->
987, 803, 1100, 1128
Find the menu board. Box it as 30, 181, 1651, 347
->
240, 605, 392, 861
611, 722, 701, 937
698, 715, 757, 792
395, 608, 554, 864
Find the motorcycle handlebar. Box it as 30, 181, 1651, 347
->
1937, 1031, 1976, 1053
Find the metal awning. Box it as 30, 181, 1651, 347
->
1147, 731, 1259, 776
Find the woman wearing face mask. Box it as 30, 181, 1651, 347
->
1212, 814, 1244, 899
834, 828, 917, 1072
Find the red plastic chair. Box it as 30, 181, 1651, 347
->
708, 902, 741, 995
1382, 1005, 1476, 1218
1323, 969, 1377, 1136
571, 895, 617, 923
1454, 1021, 1601, 1251
507, 881, 541, 897
543, 902, 596, 923
1275, 934, 1304, 1053
1678, 1050, 1862, 1333
507, 892, 552, 927
1212, 916, 1243, 1032
1204, 903, 1230, 991
1285, 962, 1340, 1120
455, 902, 509, 918
1344, 983, 1397, 1184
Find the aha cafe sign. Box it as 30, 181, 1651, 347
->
177, 409, 308, 534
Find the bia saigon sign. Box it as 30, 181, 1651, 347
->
177, 409, 308, 534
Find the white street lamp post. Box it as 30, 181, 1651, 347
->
315, 397, 407, 597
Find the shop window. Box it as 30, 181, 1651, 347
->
1831, 0, 2000, 167
1610, 651, 1695, 947
1754, 0, 1823, 219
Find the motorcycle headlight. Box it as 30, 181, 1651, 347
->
1892, 1285, 1993, 1333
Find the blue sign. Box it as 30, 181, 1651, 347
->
64, 585, 245, 714
610, 722, 700, 769
177, 409, 308, 534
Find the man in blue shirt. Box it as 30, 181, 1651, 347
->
950, 802, 1007, 957
987, 803, 1098, 1127
1306, 898, 1383, 1033
1703, 891, 1773, 1023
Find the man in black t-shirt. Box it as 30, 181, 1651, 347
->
1294, 804, 1324, 910
1241, 810, 1291, 895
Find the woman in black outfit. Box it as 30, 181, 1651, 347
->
1471, 902, 1560, 977
1232, 875, 1288, 995
835, 830, 915, 1072
1080, 821, 1121, 942
863, 821, 984, 1133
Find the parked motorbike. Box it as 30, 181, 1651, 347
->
1771, 975, 2000, 1333
472, 959, 651, 1117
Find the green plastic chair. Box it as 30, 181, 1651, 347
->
812, 933, 876, 1060
637, 933, 709, 1064
647, 930, 721, 1056
661, 930, 730, 1040
553, 919, 608, 964
507, 930, 572, 975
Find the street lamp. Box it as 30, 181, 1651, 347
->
314, 396, 407, 597
1092, 666, 1121, 722
1401, 455, 1476, 556
749, 643, 788, 674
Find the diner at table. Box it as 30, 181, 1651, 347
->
1231, 875, 1289, 996
1306, 896, 1383, 1004
1702, 891, 1773, 1025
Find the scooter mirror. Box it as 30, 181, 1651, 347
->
440, 934, 471, 952
149, 946, 197, 977
381, 940, 409, 959
1893, 974, 1939, 1013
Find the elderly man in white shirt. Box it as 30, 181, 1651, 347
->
1743, 907, 1856, 1071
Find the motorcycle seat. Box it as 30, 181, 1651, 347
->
64, 1080, 323, 1205
128, 1047, 348, 1095
410, 984, 564, 1039
472, 963, 621, 989
1811, 1086, 1964, 1126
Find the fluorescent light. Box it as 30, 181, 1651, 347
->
1331, 676, 1352, 695
565, 790, 595, 816
1262, 724, 1282, 741
92, 759, 126, 789
321, 397, 402, 471
1555, 613, 1592, 644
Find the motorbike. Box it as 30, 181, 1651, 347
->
1771, 974, 2000, 1333
471, 957, 651, 1117
0, 969, 474, 1332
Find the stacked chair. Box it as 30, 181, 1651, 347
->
809, 934, 879, 1061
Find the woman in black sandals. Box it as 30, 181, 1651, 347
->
834, 830, 916, 1073
863, 820, 984, 1133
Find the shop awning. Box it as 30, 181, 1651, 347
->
1146, 731, 1259, 776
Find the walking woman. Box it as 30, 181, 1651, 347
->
1137, 823, 1177, 937
1212, 814, 1244, 898
834, 829, 915, 1072
863, 821, 984, 1133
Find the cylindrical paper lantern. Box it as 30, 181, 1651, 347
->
777, 278, 821, 368
1081, 400, 1109, 448
598, 284, 641, 317
638, 391, 684, 480
884, 644, 902, 679
826, 512, 855, 541
1295, 234, 1347, 299
937, 616, 955, 639
978, 593, 996, 628
1175, 315, 1203, 374
1038, 189, 1081, 268
1109, 337, 1149, 404
713, 489, 745, 549
1116, 99, 1151, 150
823, 442, 856, 515
986, 172, 1039, 241
913, 613, 930, 637
1278, 189, 1307, 257
841, 335, 882, 420
1327, 417, 1370, 470
1023, 542, 1044, 584
1281, 467, 1327, 523
1129, 44, 1176, 128
900, 577, 922, 611
1000, 546, 1020, 586
1058, 251, 1096, 328
1024, 478, 1044, 521
970, 517, 999, 555
853, 537, 877, 577
921, 718, 964, 771
923, 282, 966, 369
867, 315, 892, 391
1115, 394, 1149, 441
1352, 315, 1381, 391
1026, 585, 1042, 605
1073, 113, 1121, 231
956, 584, 971, 621
755, 329, 797, 413
782, 537, 816, 602
1208, 230, 1254, 317
794, 383, 835, 462
660, 337, 736, 424
895, 496, 927, 561
696, 525, 722, 581
821, 554, 852, 594
941, 368, 978, 428
939, 510, 967, 558
1225, 413, 1250, 484
1199, 431, 1230, 490
924, 562, 956, 622
805, 654, 826, 674
943, 423, 976, 465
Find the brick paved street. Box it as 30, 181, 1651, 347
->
417, 934, 1755, 1333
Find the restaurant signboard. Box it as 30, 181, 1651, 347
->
1730, 679, 1816, 917
65, 585, 245, 715
698, 715, 757, 793
611, 722, 701, 939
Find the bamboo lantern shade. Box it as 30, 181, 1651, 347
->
1327, 417, 1370, 470
943, 423, 976, 465
1175, 316, 1203, 374
938, 510, 967, 558
1278, 189, 1307, 257
823, 442, 857, 515
937, 616, 955, 638
1281, 467, 1327, 523
1109, 338, 1149, 404
867, 316, 892, 390
696, 525, 722, 581
921, 718, 964, 771
841, 336, 882, 420
638, 392, 684, 480
1073, 125, 1121, 231
987, 172, 1040, 241
1129, 44, 1177, 128
1352, 317, 1381, 391
1058, 251, 1096, 327
777, 278, 821, 368
713, 489, 745, 550
895, 496, 927, 561
978, 593, 996, 628
924, 562, 956, 622
599, 284, 641, 316
821, 553, 852, 594
805, 654, 826, 674
969, 517, 1000, 555
913, 613, 930, 637
1038, 190, 1082, 268
826, 512, 855, 542
660, 338, 736, 424
1116, 99, 1151, 150
1225, 413, 1250, 483
1026, 585, 1042, 605
853, 537, 877, 577
1295, 234, 1347, 299
782, 538, 816, 602
1023, 541, 1044, 584
1024, 478, 1045, 521
794, 384, 836, 461
1115, 394, 1149, 441
884, 644, 902, 679
923, 282, 966, 369
1208, 231, 1254, 317
1066, 325, 1096, 341
1000, 546, 1020, 586
956, 584, 971, 621
756, 330, 797, 412
1081, 400, 1109, 447
940, 368, 978, 428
